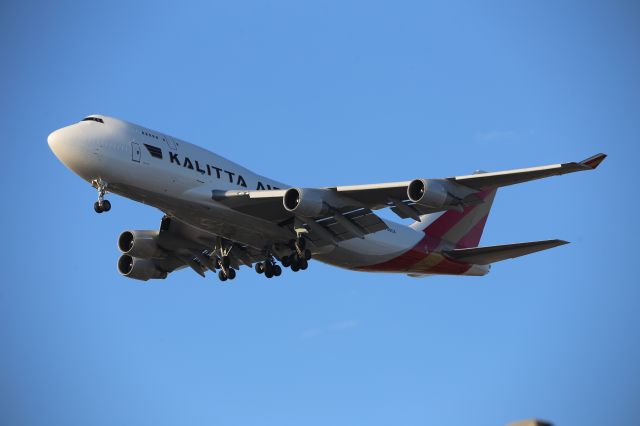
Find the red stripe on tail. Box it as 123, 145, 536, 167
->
421, 189, 496, 248
455, 214, 488, 248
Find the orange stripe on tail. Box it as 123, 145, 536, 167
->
419, 189, 497, 248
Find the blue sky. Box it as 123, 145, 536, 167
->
1, 1, 639, 425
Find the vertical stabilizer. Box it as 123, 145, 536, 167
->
411, 188, 497, 248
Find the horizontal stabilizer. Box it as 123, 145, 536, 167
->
444, 239, 569, 265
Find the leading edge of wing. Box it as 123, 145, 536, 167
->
449, 152, 607, 190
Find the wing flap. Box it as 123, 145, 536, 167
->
316, 208, 388, 241
444, 239, 569, 264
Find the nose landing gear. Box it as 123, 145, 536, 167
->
92, 179, 111, 213
94, 200, 111, 213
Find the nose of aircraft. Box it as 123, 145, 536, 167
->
47, 126, 80, 166
47, 128, 64, 156
47, 124, 100, 180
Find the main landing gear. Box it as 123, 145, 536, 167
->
216, 254, 237, 282
283, 235, 311, 272
255, 246, 282, 279
217, 264, 236, 281
92, 178, 111, 213
281, 249, 310, 272
255, 259, 282, 279
254, 236, 313, 279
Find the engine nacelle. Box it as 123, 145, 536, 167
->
117, 254, 167, 281
118, 230, 165, 259
283, 188, 332, 217
407, 179, 456, 209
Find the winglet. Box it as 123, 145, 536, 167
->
580, 153, 607, 169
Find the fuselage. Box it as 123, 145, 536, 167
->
48, 115, 489, 277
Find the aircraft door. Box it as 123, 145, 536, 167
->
131, 141, 141, 162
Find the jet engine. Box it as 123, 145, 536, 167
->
118, 230, 165, 259
407, 179, 456, 209
283, 188, 332, 217
117, 254, 167, 281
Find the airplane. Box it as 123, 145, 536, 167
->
47, 115, 606, 282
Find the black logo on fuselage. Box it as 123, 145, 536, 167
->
144, 144, 163, 159
166, 151, 279, 190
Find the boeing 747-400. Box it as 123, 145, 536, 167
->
48, 115, 606, 281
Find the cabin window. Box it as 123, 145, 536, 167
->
142, 130, 159, 139
82, 117, 104, 123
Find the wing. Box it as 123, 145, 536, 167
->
209, 153, 605, 246
448, 153, 607, 190
211, 188, 391, 244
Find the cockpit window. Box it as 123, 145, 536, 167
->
82, 117, 104, 123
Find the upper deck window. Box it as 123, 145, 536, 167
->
82, 117, 104, 124
142, 130, 159, 140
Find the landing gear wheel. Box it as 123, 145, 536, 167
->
227, 268, 236, 280
304, 249, 311, 261
291, 262, 300, 272
94, 201, 103, 213
218, 270, 228, 282
299, 258, 308, 270
255, 263, 264, 274
101, 200, 111, 212
274, 265, 282, 276
265, 269, 274, 278
264, 262, 274, 275
281, 256, 291, 268
221, 256, 231, 269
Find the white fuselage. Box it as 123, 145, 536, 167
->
47, 115, 487, 276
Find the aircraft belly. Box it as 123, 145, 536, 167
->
173, 207, 290, 249
315, 222, 423, 269
110, 183, 291, 249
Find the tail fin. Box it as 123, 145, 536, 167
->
411, 188, 497, 248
